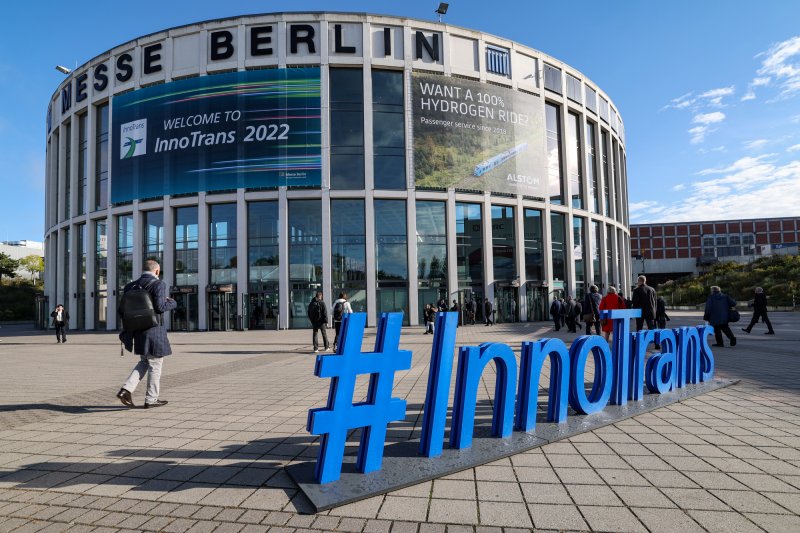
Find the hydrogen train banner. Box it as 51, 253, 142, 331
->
412, 72, 546, 196
111, 68, 321, 203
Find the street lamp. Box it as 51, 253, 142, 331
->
55, 65, 72, 75
435, 3, 449, 22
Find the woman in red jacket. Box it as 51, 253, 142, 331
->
599, 286, 626, 342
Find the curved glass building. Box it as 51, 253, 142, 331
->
44, 12, 631, 331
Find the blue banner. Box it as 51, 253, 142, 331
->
111, 68, 321, 203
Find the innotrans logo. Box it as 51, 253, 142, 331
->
120, 119, 147, 159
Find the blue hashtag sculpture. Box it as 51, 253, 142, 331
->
306, 312, 412, 484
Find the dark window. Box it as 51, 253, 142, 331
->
175, 206, 199, 287
117, 215, 133, 290
486, 46, 511, 77
599, 96, 609, 122
289, 200, 322, 328
546, 103, 563, 204
375, 199, 409, 325
601, 130, 611, 217
566, 74, 582, 104
64, 123, 71, 220
330, 68, 364, 189
544, 64, 562, 94
331, 199, 367, 314
209, 204, 237, 285
248, 201, 279, 285
585, 85, 597, 113
591, 221, 601, 287
372, 70, 406, 189
492, 205, 515, 281
455, 203, 483, 285
143, 210, 164, 278
95, 104, 109, 210
566, 112, 583, 209
416, 200, 447, 322
78, 114, 87, 215
573, 217, 586, 298
95, 221, 107, 329
550, 213, 567, 288
524, 208, 543, 281
585, 121, 599, 213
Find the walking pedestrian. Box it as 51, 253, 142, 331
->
116, 260, 177, 409
559, 298, 567, 328
583, 285, 601, 335
550, 297, 562, 331
467, 299, 477, 325
632, 275, 658, 331
742, 287, 775, 335
564, 296, 577, 333
704, 286, 737, 347
50, 304, 69, 343
573, 298, 583, 331
424, 303, 436, 334
484, 298, 494, 326
307, 291, 329, 353
656, 296, 670, 329
331, 292, 353, 351
599, 286, 625, 343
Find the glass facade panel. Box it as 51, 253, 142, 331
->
375, 200, 409, 324
524, 208, 543, 281
372, 70, 406, 189
331, 199, 367, 314
566, 112, 583, 209
455, 203, 482, 285
591, 220, 601, 288
491, 205, 515, 281
566, 74, 582, 103
543, 64, 562, 94
586, 121, 599, 213
550, 213, 567, 294
209, 203, 237, 285
330, 68, 364, 189
76, 223, 86, 329
175, 206, 199, 287
62, 228, 70, 311
116, 215, 134, 290
573, 217, 586, 298
78, 114, 87, 215
601, 130, 611, 217
248, 201, 279, 285
585, 85, 597, 113
143, 210, 164, 278
289, 200, 322, 328
95, 104, 108, 210
64, 123, 71, 220
606, 225, 615, 287
546, 103, 563, 204
95, 221, 107, 329
416, 201, 447, 322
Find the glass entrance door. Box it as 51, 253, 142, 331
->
208, 291, 236, 331
248, 291, 279, 330
524, 283, 546, 322
170, 289, 198, 331
418, 287, 448, 324
458, 287, 483, 325
495, 286, 519, 323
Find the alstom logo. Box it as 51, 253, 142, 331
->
120, 119, 147, 159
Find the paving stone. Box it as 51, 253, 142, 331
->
377, 496, 429, 522
431, 480, 476, 500
477, 501, 531, 528
566, 484, 623, 506
579, 505, 647, 533
390, 521, 419, 533
519, 482, 572, 504
686, 510, 764, 533
612, 485, 675, 508
710, 488, 790, 514
427, 499, 479, 525
475, 481, 523, 502
745, 512, 800, 533
527, 503, 588, 531
363, 518, 392, 533
631, 507, 704, 533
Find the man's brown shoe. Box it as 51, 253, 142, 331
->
116, 388, 134, 407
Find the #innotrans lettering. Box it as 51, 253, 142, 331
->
306, 309, 716, 484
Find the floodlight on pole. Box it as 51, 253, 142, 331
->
435, 3, 449, 23
55, 65, 71, 75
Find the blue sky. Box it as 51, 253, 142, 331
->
2, 0, 799, 240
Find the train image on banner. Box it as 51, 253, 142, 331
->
473, 142, 528, 177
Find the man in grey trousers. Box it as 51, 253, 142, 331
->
117, 260, 177, 409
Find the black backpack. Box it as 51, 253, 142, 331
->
307, 300, 321, 324
333, 301, 344, 321
119, 280, 158, 332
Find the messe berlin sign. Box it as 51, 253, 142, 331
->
304, 309, 717, 487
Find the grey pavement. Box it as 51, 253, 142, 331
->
0, 310, 797, 532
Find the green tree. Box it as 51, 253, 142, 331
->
0, 253, 19, 282
18, 255, 44, 283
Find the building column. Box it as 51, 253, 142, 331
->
407, 197, 419, 326
197, 193, 209, 330
482, 192, 494, 307
515, 196, 527, 321
278, 188, 289, 330
542, 205, 555, 306
446, 190, 458, 310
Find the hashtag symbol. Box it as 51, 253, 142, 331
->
306, 312, 412, 484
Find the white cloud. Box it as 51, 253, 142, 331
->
698, 86, 735, 107
672, 184, 686, 191
743, 139, 769, 150
752, 77, 771, 87
692, 111, 726, 124
788, 143, 800, 152
629, 200, 660, 213
663, 86, 736, 111
688, 125, 709, 144
637, 155, 800, 223
741, 91, 756, 101
756, 35, 800, 100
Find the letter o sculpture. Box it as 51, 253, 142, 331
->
568, 336, 613, 415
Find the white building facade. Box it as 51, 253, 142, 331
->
44, 12, 631, 331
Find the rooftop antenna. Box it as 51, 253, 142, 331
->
435, 3, 449, 23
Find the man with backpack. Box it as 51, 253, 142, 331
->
307, 291, 329, 353
331, 292, 353, 352
116, 260, 176, 409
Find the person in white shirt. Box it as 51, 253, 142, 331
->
331, 292, 353, 352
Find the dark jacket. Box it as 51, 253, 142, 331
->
573, 301, 583, 319
753, 292, 768, 313
656, 297, 670, 321
307, 298, 328, 326
549, 299, 561, 317
704, 292, 737, 326
484, 301, 493, 315
424, 307, 436, 323
50, 309, 70, 325
583, 292, 601, 319
632, 284, 657, 320
119, 274, 177, 357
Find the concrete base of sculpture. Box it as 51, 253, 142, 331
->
287, 379, 737, 512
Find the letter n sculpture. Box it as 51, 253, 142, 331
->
306, 312, 412, 484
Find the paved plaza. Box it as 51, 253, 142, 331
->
0, 311, 798, 532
